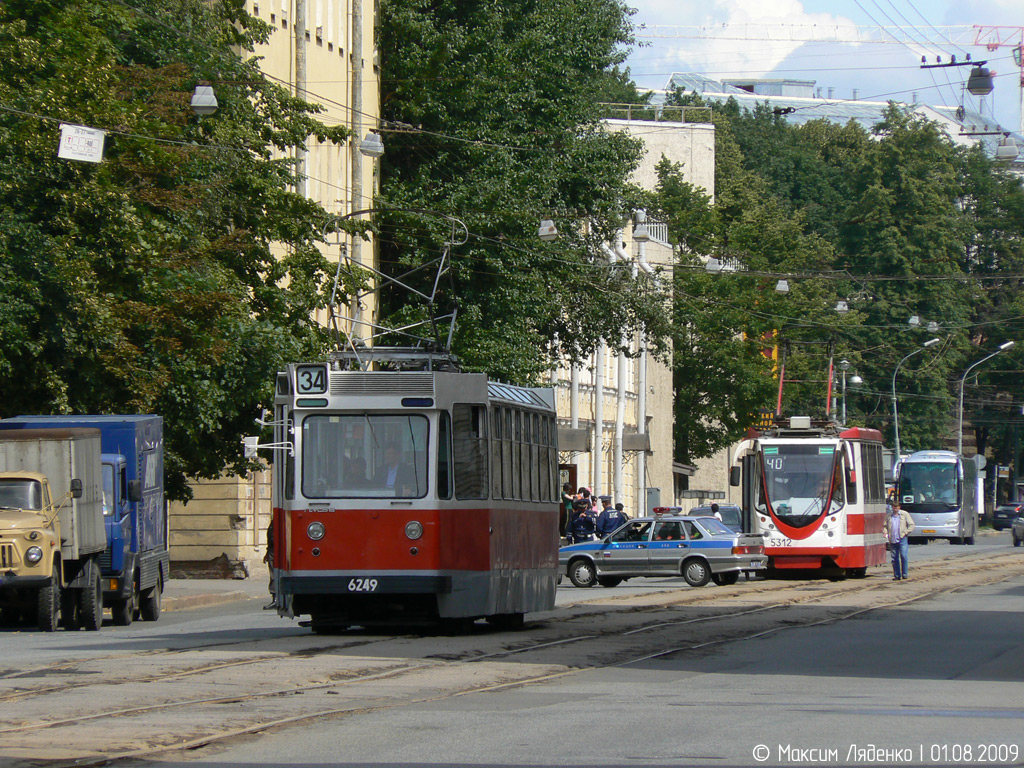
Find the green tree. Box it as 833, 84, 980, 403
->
667, 98, 1024, 464
376, 0, 671, 382
0, 0, 351, 499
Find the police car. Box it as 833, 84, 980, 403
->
558, 509, 766, 588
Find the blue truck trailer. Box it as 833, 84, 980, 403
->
0, 415, 168, 624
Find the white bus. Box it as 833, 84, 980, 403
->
895, 450, 978, 545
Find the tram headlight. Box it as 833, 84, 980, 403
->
306, 521, 326, 541
405, 520, 423, 540
25, 546, 43, 565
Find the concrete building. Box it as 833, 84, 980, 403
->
554, 111, 716, 518
169, 0, 380, 575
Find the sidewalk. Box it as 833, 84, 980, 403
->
163, 572, 271, 613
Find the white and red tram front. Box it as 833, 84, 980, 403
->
732, 423, 887, 575
267, 361, 560, 630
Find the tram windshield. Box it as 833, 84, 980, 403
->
757, 443, 843, 528
897, 462, 958, 510
301, 414, 429, 498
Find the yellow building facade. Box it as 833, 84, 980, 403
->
169, 0, 380, 574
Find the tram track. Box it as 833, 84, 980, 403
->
1, 547, 1020, 767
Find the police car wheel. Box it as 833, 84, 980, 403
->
682, 558, 711, 588
568, 560, 597, 588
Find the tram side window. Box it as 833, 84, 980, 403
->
510, 409, 521, 500
520, 410, 532, 501
490, 408, 502, 500
453, 404, 488, 499
530, 413, 540, 501
861, 444, 876, 503
546, 415, 558, 501
437, 412, 453, 500
503, 408, 513, 500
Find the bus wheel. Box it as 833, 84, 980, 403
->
568, 560, 597, 588
682, 558, 711, 588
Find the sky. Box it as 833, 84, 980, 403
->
622, 0, 1024, 136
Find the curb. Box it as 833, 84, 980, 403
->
162, 591, 258, 613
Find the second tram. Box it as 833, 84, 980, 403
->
730, 417, 888, 577
257, 349, 560, 632
895, 450, 978, 545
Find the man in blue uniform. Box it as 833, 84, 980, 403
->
569, 499, 597, 543
596, 496, 628, 537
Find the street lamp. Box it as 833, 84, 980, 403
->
190, 84, 218, 115
891, 338, 941, 459
958, 341, 1015, 454
838, 360, 863, 426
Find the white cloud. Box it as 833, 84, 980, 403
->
630, 0, 859, 83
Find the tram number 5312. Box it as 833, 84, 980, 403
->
347, 578, 379, 592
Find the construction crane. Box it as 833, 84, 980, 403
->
636, 24, 1024, 133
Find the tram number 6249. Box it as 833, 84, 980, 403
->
347, 578, 379, 592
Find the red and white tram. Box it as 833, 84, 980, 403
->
260, 348, 560, 632
730, 417, 888, 577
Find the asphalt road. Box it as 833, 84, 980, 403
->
1, 530, 1020, 768
161, 568, 1024, 768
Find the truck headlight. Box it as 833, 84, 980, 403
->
25, 546, 43, 565
307, 521, 325, 541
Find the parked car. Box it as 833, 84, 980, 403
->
1012, 515, 1024, 547
992, 503, 1024, 531
558, 514, 766, 589
689, 503, 744, 533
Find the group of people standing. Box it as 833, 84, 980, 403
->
561, 483, 629, 543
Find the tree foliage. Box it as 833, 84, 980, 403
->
376, 0, 670, 382
652, 95, 1024, 473
0, 0, 351, 499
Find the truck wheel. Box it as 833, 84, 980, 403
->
111, 570, 137, 627
140, 575, 162, 621
78, 564, 103, 631
36, 566, 59, 632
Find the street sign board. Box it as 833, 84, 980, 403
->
58, 123, 105, 163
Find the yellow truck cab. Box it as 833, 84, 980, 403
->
0, 429, 104, 631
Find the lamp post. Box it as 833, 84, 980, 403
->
891, 338, 941, 459
837, 360, 862, 426
958, 341, 1015, 455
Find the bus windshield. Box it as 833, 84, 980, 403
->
898, 462, 958, 509
301, 414, 429, 498
757, 443, 843, 528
